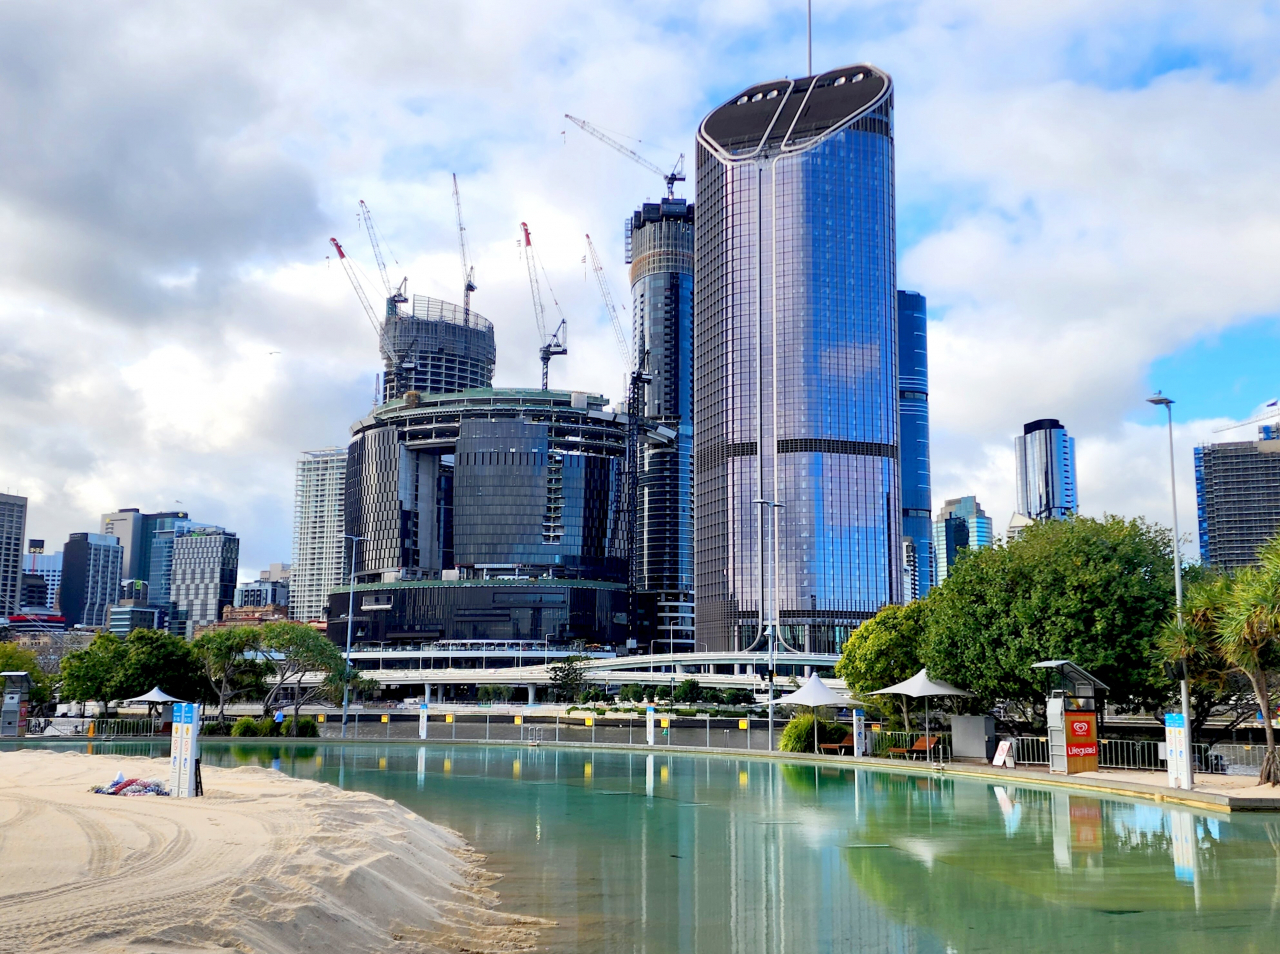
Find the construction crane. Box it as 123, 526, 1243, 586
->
331, 235, 406, 394
584, 233, 629, 367
1214, 401, 1280, 433
565, 115, 685, 199
329, 237, 381, 334
520, 222, 567, 390
358, 200, 393, 297
452, 174, 477, 325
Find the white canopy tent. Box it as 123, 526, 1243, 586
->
773, 674, 852, 754
869, 668, 972, 761
123, 687, 186, 705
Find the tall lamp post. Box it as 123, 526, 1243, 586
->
754, 498, 785, 751
1148, 392, 1192, 789
341, 533, 363, 740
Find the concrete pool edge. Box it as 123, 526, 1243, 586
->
22, 735, 1279, 813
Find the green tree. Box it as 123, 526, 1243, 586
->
618, 683, 645, 703
0, 643, 53, 707
674, 678, 702, 704
192, 625, 271, 722
112, 629, 207, 702
923, 516, 1176, 729
260, 622, 344, 734
59, 633, 128, 702
836, 601, 926, 728
549, 655, 586, 702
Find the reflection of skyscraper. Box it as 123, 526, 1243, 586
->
933, 496, 992, 582
629, 199, 695, 650
695, 64, 901, 652
1015, 419, 1077, 520
898, 290, 933, 601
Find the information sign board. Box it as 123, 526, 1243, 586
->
418, 701, 429, 739
176, 703, 200, 798
1165, 712, 1192, 790
992, 739, 1015, 768
645, 706, 655, 745
1064, 711, 1098, 774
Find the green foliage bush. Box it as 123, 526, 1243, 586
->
778, 714, 848, 753
282, 716, 319, 737
654, 684, 672, 701
258, 717, 282, 737
723, 688, 755, 706
477, 685, 514, 703
201, 721, 233, 737
231, 716, 260, 737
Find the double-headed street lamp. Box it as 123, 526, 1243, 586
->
341, 533, 363, 740
1148, 392, 1193, 789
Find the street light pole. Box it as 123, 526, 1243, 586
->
1148, 392, 1192, 789
341, 534, 363, 740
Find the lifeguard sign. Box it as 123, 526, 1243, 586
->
1033, 660, 1108, 775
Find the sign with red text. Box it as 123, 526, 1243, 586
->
1065, 711, 1098, 774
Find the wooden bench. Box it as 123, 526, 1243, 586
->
887, 736, 938, 760
819, 733, 857, 755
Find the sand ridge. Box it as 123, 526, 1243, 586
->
0, 749, 547, 953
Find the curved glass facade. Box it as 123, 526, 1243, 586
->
629, 200, 695, 649
695, 65, 901, 653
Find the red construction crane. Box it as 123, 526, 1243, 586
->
520, 222, 567, 390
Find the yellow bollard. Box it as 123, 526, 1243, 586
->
87, 722, 95, 738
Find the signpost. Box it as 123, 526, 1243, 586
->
645, 706, 655, 746
418, 701, 429, 739
1165, 712, 1192, 790
174, 703, 201, 798
852, 708, 867, 757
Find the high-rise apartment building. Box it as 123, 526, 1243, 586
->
170, 527, 239, 635
933, 496, 993, 582
100, 509, 191, 617
236, 565, 290, 609
628, 198, 696, 650
694, 64, 901, 653
291, 448, 347, 622
0, 494, 26, 618
61, 532, 124, 628
898, 290, 933, 601
1195, 428, 1280, 569
1015, 419, 1077, 520
100, 509, 146, 580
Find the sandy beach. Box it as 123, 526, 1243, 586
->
0, 749, 545, 953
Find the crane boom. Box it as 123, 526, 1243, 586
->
565, 114, 685, 198
329, 237, 381, 335
358, 200, 392, 296
452, 174, 477, 325
1214, 402, 1280, 433
585, 233, 629, 368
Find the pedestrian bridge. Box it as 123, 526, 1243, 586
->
329, 647, 843, 700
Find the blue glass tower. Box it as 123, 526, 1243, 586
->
897, 290, 933, 600
695, 64, 901, 653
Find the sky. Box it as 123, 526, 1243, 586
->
2, 0, 1279, 580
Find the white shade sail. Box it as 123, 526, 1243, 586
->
868, 668, 972, 699
771, 673, 849, 708
123, 686, 187, 704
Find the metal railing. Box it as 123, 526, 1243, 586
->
870, 730, 952, 762
25, 718, 157, 738
1012, 736, 1231, 774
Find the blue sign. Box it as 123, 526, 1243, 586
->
1165, 712, 1184, 729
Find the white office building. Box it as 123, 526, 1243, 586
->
290, 448, 347, 622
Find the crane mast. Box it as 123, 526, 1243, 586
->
520, 222, 567, 390
564, 114, 685, 199
452, 174, 477, 325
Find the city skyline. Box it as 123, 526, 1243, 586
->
2, 4, 1278, 574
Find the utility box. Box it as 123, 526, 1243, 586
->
1035, 661, 1107, 775
951, 714, 997, 760
1, 672, 32, 738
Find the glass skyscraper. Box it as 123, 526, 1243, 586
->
898, 290, 933, 601
1015, 419, 1077, 521
932, 496, 993, 582
695, 64, 901, 653
629, 198, 695, 650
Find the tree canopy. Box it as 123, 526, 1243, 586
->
59, 630, 207, 703
923, 516, 1177, 725
0, 643, 53, 706
835, 601, 927, 727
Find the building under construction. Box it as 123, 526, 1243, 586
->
379, 294, 496, 402
627, 198, 696, 650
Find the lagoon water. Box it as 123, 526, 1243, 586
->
15, 740, 1280, 952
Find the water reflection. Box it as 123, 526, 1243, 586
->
8, 740, 1280, 954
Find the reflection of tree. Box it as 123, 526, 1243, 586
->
845, 785, 1277, 953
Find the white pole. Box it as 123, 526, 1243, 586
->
341, 534, 360, 740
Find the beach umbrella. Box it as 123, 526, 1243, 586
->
773, 674, 851, 754
869, 668, 972, 761
124, 687, 186, 704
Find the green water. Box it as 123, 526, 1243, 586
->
12, 740, 1280, 953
